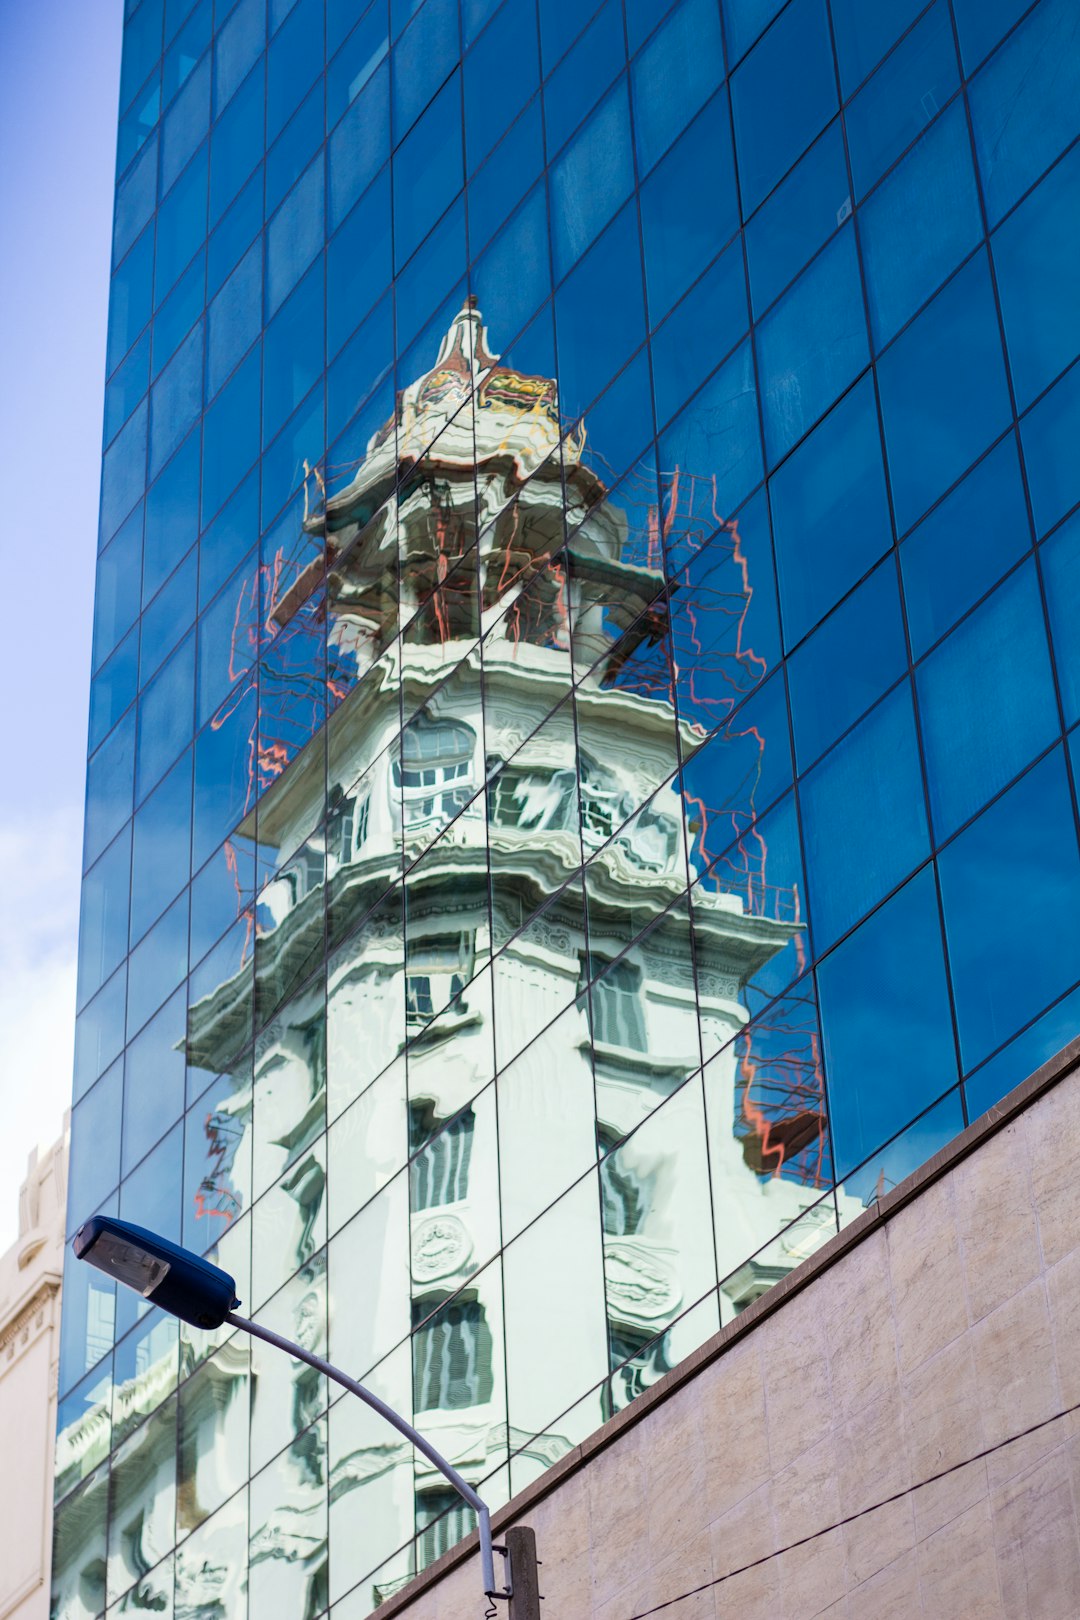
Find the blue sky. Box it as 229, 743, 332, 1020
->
0, 0, 122, 1246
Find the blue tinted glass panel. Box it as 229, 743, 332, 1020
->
85, 710, 136, 871
993, 141, 1080, 412
650, 241, 748, 430
267, 0, 322, 142
327, 3, 389, 126
939, 748, 1080, 1070
877, 251, 1012, 535
202, 347, 261, 526
467, 98, 545, 257
149, 322, 204, 481
101, 400, 148, 544
549, 77, 633, 281
79, 832, 133, 1006
1041, 511, 1080, 728
108, 226, 155, 373
155, 145, 209, 305
730, 0, 837, 216
770, 373, 892, 647
214, 0, 265, 114
161, 53, 211, 194
952, 0, 1030, 74
631, 0, 723, 176
555, 204, 645, 420
901, 436, 1031, 659
392, 73, 464, 268
1021, 361, 1080, 539
114, 135, 159, 265
788, 559, 907, 769
965, 982, 1080, 1118
917, 561, 1059, 840
844, 1, 959, 202
89, 628, 140, 756
150, 249, 205, 380
136, 632, 196, 803
831, 0, 924, 93
969, 0, 1080, 225
266, 153, 325, 317
744, 120, 848, 318
659, 341, 762, 519
818, 868, 958, 1175
860, 101, 982, 350
327, 169, 392, 361
724, 0, 784, 63
329, 61, 390, 232
801, 680, 929, 949
144, 432, 200, 603
105, 330, 151, 447
210, 65, 264, 225
393, 0, 459, 139
545, 0, 623, 160
94, 510, 143, 668
757, 225, 869, 466
208, 237, 262, 399
130, 749, 193, 944
463, 0, 538, 173
639, 92, 737, 327
262, 263, 323, 444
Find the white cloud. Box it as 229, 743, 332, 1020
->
0, 808, 82, 1252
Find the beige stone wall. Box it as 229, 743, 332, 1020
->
375, 1042, 1080, 1619
0, 1126, 67, 1620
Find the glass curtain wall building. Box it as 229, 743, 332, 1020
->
56, 0, 1080, 1613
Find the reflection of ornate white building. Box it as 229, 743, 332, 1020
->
54, 304, 847, 1617
0, 1127, 67, 1620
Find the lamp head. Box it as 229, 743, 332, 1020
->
73, 1215, 240, 1330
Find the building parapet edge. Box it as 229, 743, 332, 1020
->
371, 1032, 1080, 1618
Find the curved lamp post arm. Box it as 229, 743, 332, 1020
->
227, 1311, 499, 1600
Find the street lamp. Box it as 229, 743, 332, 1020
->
73, 1214, 517, 1608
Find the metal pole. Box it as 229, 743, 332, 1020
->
505, 1525, 541, 1620
227, 1310, 500, 1599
